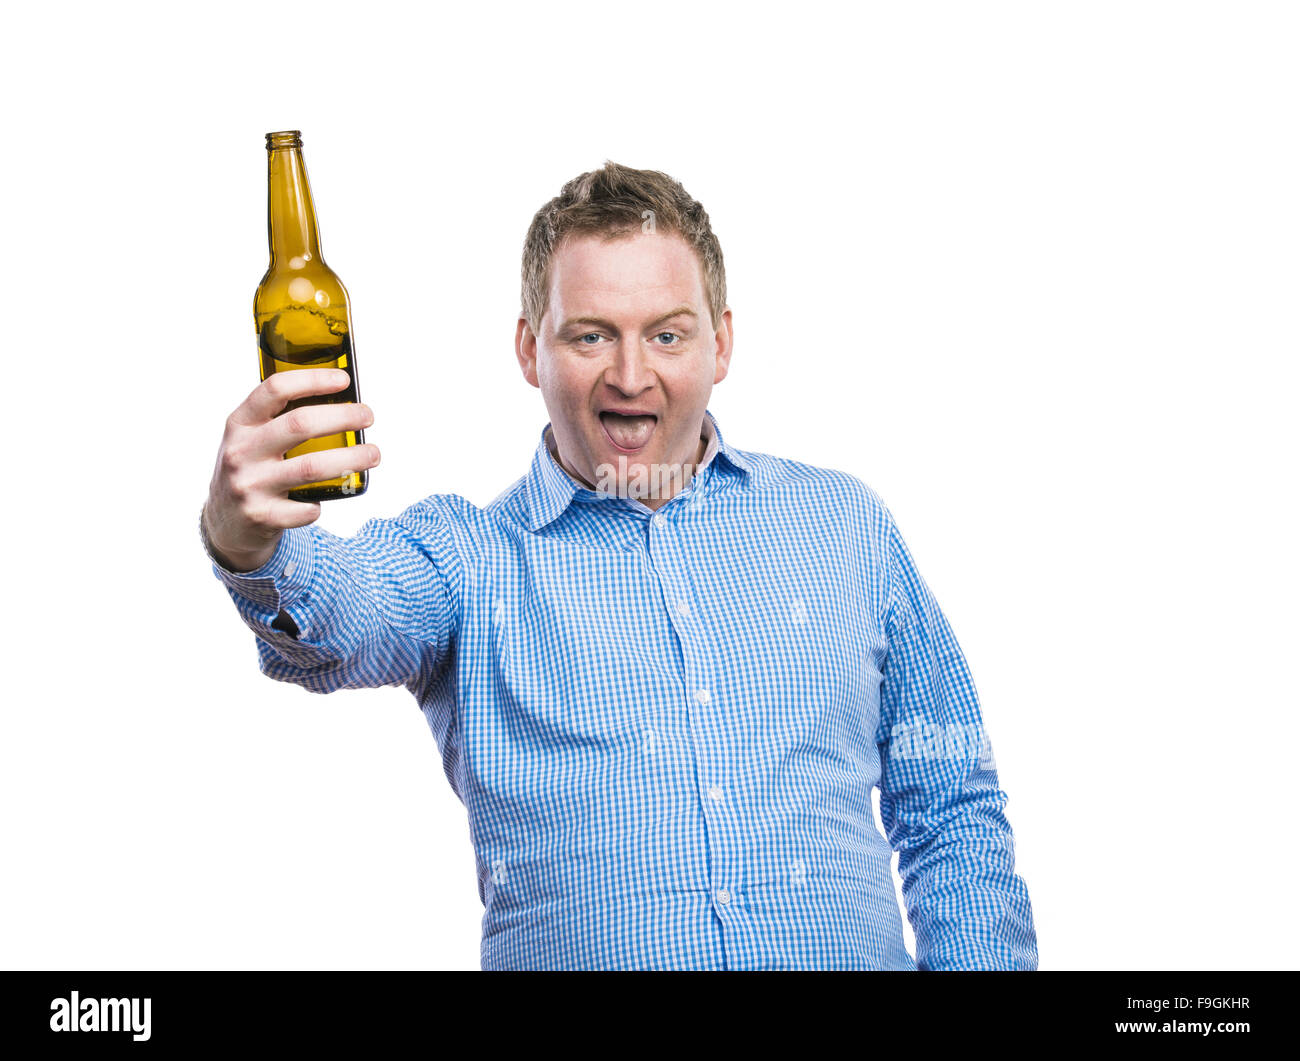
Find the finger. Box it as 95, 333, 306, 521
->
275, 498, 323, 526
230, 369, 354, 428
262, 400, 374, 456
248, 497, 326, 528
266, 443, 381, 494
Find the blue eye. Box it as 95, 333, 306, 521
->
656, 332, 679, 345
578, 333, 602, 344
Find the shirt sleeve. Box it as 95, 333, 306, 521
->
200, 497, 466, 698
874, 514, 1038, 970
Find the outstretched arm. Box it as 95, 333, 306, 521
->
200, 367, 460, 696
202, 498, 464, 697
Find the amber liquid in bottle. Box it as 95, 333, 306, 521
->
254, 130, 367, 502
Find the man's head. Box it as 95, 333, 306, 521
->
515, 162, 732, 508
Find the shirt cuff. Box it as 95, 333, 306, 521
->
202, 517, 315, 614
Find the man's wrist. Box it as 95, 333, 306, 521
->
202, 510, 315, 618
199, 503, 279, 574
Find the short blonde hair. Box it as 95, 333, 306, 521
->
520, 160, 727, 334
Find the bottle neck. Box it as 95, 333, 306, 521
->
266, 137, 323, 265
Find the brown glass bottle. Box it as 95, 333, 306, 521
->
255, 130, 367, 502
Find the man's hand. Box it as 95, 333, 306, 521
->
203, 369, 380, 573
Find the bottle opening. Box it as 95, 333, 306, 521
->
266, 130, 303, 150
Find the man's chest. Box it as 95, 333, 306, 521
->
456, 519, 889, 779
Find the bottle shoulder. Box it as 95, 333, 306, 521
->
255, 263, 351, 320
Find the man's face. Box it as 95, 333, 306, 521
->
515, 229, 732, 508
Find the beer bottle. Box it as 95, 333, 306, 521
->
255, 130, 367, 502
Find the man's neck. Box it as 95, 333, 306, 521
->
547, 421, 712, 509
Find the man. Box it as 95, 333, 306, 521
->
200, 161, 1038, 971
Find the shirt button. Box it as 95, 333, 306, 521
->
708, 785, 724, 802
283, 560, 296, 578
652, 513, 666, 528
716, 889, 731, 905
676, 600, 690, 618
694, 688, 711, 706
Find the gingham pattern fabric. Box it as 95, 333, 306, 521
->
206, 409, 1037, 970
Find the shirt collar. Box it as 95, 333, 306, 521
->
524, 408, 750, 532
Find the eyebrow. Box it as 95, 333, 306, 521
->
559, 306, 698, 331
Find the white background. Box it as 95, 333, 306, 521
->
2, 0, 1295, 970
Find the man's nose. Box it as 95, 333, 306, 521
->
604, 338, 655, 395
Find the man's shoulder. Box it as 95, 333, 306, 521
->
363, 490, 504, 560
483, 474, 531, 522
408, 477, 533, 541
732, 445, 894, 523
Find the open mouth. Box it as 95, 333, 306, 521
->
599, 411, 658, 453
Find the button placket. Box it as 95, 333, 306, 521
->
648, 501, 735, 934
649, 513, 708, 713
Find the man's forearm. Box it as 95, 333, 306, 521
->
888, 781, 1038, 970
201, 498, 462, 697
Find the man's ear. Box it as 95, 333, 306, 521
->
712, 307, 733, 385
515, 317, 541, 389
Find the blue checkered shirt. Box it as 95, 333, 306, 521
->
204, 409, 1037, 970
